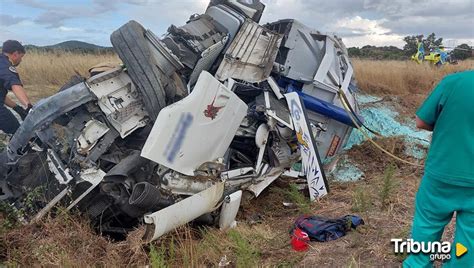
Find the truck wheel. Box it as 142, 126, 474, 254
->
110, 20, 167, 120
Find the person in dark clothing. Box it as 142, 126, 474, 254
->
0, 40, 32, 135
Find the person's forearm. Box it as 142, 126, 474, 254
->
4, 96, 17, 108
415, 116, 434, 131
11, 85, 31, 107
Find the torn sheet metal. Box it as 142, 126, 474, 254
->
221, 167, 255, 180
264, 91, 293, 129
215, 19, 282, 83
247, 168, 284, 197
35, 167, 106, 220
143, 182, 224, 242
141, 71, 247, 176
87, 69, 148, 138
46, 149, 74, 184
188, 35, 228, 86
285, 92, 329, 200
7, 82, 95, 162
76, 120, 110, 154
267, 76, 284, 100
67, 168, 106, 210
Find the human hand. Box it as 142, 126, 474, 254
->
13, 105, 28, 120
26, 104, 33, 114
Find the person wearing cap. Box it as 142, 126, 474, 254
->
0, 40, 32, 135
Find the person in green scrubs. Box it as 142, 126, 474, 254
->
404, 70, 474, 267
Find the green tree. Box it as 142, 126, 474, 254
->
403, 33, 443, 56
451, 44, 472, 60
403, 34, 423, 56
348, 47, 361, 57
423, 33, 443, 50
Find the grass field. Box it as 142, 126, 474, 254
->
352, 58, 473, 95
1, 51, 473, 266
14, 51, 473, 101
16, 51, 119, 101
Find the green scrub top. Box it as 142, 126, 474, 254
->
416, 70, 474, 187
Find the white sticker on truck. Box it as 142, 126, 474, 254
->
285, 92, 329, 200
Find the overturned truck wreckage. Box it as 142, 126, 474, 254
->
0, 0, 361, 241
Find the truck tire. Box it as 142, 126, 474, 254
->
110, 20, 167, 120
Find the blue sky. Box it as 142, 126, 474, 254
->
1, 0, 473, 48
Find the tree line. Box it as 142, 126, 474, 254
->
348, 33, 472, 60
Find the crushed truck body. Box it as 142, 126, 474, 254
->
0, 0, 361, 241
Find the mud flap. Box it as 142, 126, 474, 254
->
285, 92, 329, 200
143, 182, 224, 242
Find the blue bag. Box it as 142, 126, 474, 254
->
292, 215, 364, 242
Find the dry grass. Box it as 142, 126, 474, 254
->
1, 211, 149, 266
14, 51, 473, 101
14, 51, 119, 101
2, 52, 472, 266
353, 59, 474, 95
18, 51, 119, 87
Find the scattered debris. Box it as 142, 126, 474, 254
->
346, 94, 430, 160
218, 255, 231, 267
329, 155, 365, 182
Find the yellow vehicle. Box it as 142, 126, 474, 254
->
411, 42, 449, 66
